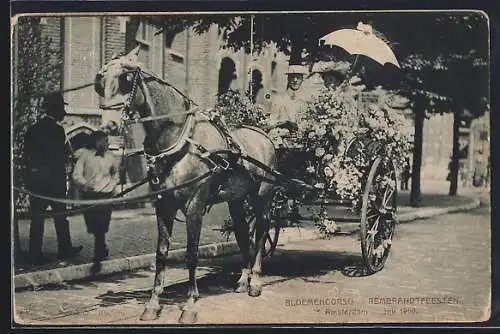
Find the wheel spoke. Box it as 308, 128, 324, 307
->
366, 217, 380, 241
248, 216, 256, 235
266, 233, 273, 246
360, 159, 397, 273
383, 186, 395, 207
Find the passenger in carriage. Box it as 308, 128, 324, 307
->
313, 60, 351, 90
267, 64, 309, 132
72, 130, 120, 268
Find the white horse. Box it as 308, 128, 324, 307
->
95, 46, 278, 323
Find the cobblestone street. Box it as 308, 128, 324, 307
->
13, 203, 491, 325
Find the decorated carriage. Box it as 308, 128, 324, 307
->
16, 24, 412, 323
219, 24, 413, 275
215, 81, 412, 274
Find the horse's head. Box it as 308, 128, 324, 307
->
95, 46, 146, 116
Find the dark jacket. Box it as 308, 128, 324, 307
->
24, 117, 68, 192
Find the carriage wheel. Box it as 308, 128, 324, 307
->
248, 213, 281, 259
360, 156, 398, 274
344, 136, 366, 165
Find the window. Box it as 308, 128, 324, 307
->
271, 60, 277, 89
250, 69, 263, 103
169, 51, 184, 64
135, 21, 151, 68
218, 57, 237, 96
137, 21, 148, 44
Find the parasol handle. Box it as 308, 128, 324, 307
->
350, 54, 360, 76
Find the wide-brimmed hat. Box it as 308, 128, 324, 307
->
285, 64, 308, 75
312, 61, 351, 75
42, 92, 68, 114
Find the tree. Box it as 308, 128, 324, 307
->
375, 12, 489, 202
13, 17, 63, 252
150, 13, 368, 64
140, 12, 489, 206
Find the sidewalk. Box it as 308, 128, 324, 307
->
13, 180, 487, 290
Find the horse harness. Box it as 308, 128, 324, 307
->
15, 67, 302, 214
99, 67, 246, 195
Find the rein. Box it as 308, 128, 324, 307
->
14, 171, 212, 209
13, 83, 96, 102
98, 68, 198, 122
96, 66, 214, 180
16, 63, 306, 215
123, 109, 199, 124
16, 149, 312, 216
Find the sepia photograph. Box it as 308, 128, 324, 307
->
11, 10, 491, 325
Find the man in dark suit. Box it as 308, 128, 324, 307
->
24, 92, 83, 264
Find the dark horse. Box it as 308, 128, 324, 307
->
95, 46, 277, 323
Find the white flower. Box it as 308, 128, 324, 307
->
323, 153, 333, 162
314, 183, 325, 189
315, 126, 327, 136
315, 147, 326, 157
324, 166, 334, 177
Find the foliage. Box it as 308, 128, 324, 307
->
211, 89, 267, 129
13, 17, 63, 215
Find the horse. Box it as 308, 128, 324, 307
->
94, 46, 278, 323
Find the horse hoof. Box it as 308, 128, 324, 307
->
179, 309, 198, 324
140, 308, 160, 321
248, 285, 262, 297
234, 283, 248, 293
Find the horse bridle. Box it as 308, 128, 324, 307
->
97, 67, 147, 121
98, 64, 197, 122
96, 62, 214, 185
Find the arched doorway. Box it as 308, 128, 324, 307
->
65, 123, 97, 154
218, 57, 237, 96
64, 124, 98, 200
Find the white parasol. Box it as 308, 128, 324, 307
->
318, 22, 400, 68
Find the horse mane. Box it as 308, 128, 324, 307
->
143, 76, 188, 119
138, 70, 192, 154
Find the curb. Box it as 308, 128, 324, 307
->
14, 199, 481, 290
14, 241, 240, 291
14, 228, 319, 291
397, 198, 481, 224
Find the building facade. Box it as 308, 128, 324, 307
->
16, 15, 471, 193
27, 15, 291, 191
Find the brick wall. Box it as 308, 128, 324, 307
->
104, 17, 126, 63
63, 17, 102, 112
185, 26, 213, 107
164, 29, 188, 93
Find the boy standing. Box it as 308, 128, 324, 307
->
72, 131, 120, 263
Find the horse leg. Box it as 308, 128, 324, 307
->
248, 197, 270, 297
228, 199, 252, 293
178, 192, 205, 324
140, 198, 177, 321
